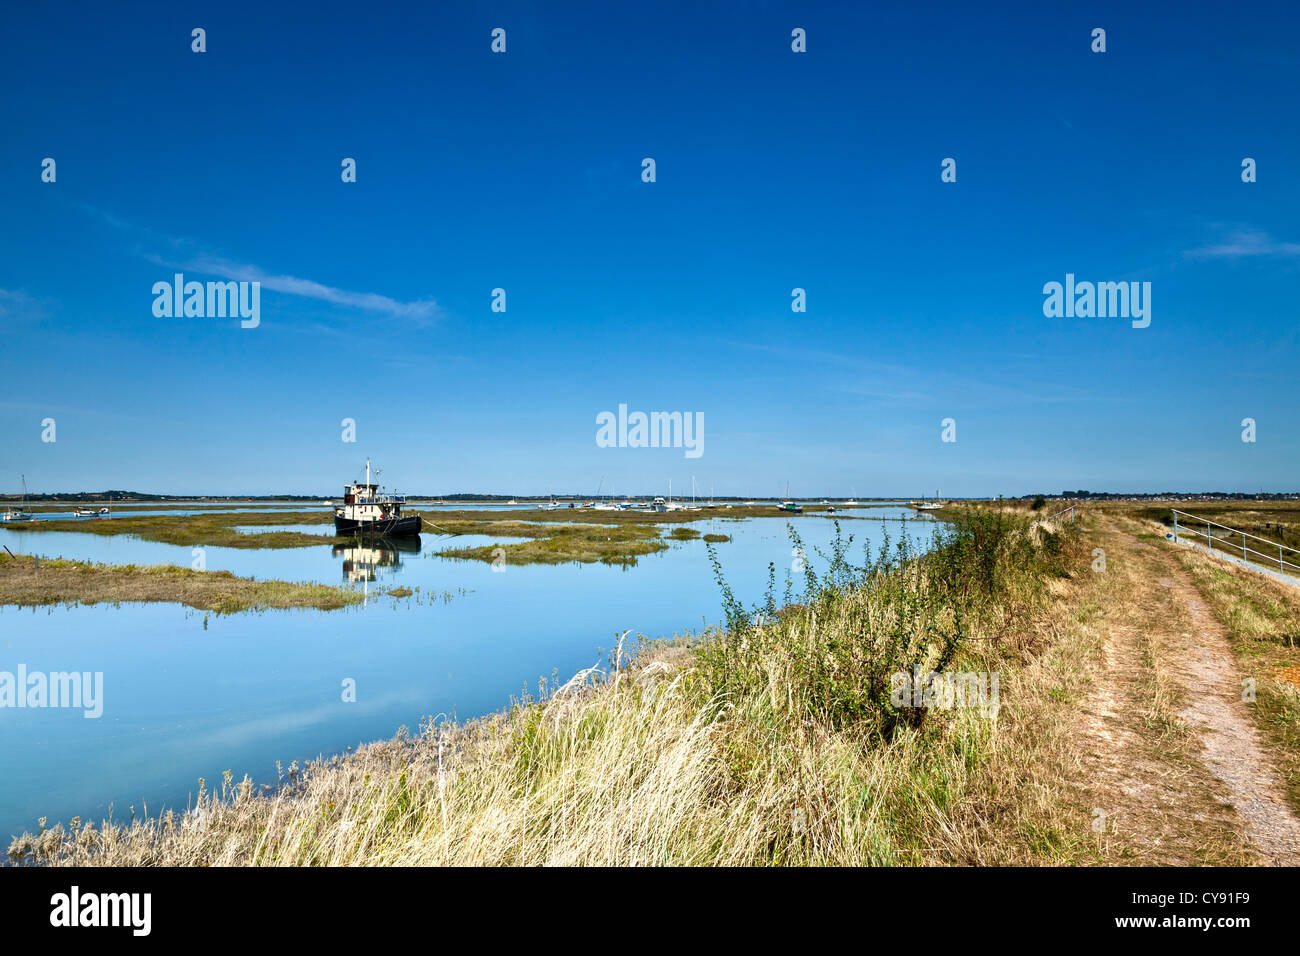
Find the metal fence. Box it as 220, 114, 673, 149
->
1171, 509, 1300, 579
1046, 504, 1076, 523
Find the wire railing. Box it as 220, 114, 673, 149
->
1171, 509, 1300, 579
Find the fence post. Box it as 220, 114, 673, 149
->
1173, 510, 1178, 541
1207, 521, 1212, 552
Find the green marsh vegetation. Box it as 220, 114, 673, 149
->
431, 519, 668, 567
421, 505, 886, 566
14, 502, 871, 565
13, 506, 1092, 866
20, 510, 339, 549
18, 506, 752, 564
0, 552, 368, 613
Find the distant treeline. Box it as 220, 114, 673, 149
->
1019, 491, 1300, 501
3, 491, 328, 502
8, 490, 914, 503
9, 489, 1296, 503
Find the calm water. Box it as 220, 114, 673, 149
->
0, 507, 936, 839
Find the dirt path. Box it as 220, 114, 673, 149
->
1160, 564, 1300, 863
1069, 515, 1300, 864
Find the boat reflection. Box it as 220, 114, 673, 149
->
331, 536, 421, 583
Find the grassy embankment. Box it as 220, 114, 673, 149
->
11, 507, 1099, 866
0, 552, 366, 614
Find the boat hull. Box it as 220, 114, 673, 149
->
333, 514, 422, 538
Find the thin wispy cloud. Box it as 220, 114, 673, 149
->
162, 253, 441, 323
0, 287, 50, 325
80, 204, 442, 324
0, 288, 33, 314
1184, 229, 1300, 261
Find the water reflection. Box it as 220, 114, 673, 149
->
332, 537, 421, 583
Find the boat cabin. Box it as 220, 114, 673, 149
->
336, 480, 406, 523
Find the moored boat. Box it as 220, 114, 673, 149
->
2, 475, 37, 522
332, 461, 422, 538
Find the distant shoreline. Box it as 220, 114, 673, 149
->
7, 491, 1299, 504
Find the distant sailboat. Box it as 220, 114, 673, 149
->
777, 481, 803, 514
661, 478, 686, 511
537, 484, 563, 510
915, 489, 943, 511
593, 489, 619, 511
1, 475, 37, 523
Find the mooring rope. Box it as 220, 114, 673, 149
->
419, 516, 463, 537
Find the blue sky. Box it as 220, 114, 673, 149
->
1, 1, 1297, 497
